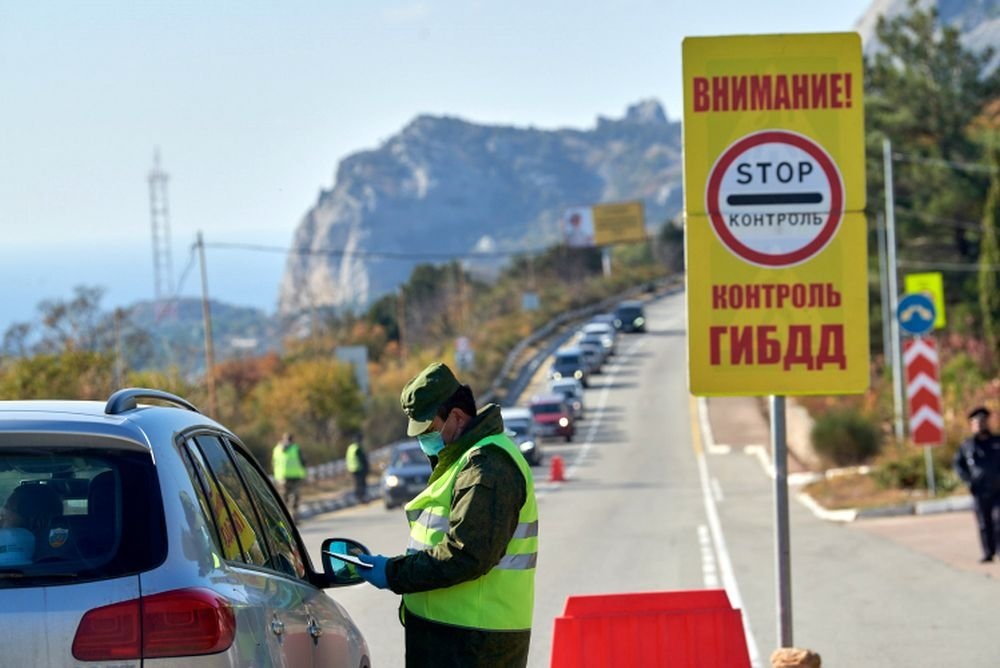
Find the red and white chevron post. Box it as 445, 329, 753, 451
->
904, 336, 944, 446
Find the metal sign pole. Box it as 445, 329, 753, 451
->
771, 394, 793, 647
883, 138, 905, 443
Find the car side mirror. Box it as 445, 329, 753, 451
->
319, 537, 372, 587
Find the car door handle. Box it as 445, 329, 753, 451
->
270, 618, 285, 636
307, 618, 323, 639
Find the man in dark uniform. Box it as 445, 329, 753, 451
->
953, 406, 1000, 562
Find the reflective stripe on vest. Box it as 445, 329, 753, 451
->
274, 444, 306, 480
402, 433, 537, 630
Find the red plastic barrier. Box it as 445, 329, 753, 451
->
550, 589, 751, 668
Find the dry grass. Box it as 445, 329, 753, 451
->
803, 472, 931, 510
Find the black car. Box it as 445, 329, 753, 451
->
614, 300, 647, 333
380, 440, 432, 509
549, 346, 589, 387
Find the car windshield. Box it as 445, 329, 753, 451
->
503, 419, 530, 436
390, 446, 424, 468
0, 448, 166, 587
617, 304, 643, 319
556, 354, 581, 366
531, 403, 563, 415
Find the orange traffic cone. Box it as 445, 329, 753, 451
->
549, 455, 565, 482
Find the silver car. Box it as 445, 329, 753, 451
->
0, 388, 371, 667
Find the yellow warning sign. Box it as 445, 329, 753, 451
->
592, 201, 647, 245
683, 33, 868, 396
904, 272, 946, 329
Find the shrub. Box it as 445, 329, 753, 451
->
810, 408, 881, 466
872, 442, 962, 493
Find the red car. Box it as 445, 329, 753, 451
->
529, 394, 575, 442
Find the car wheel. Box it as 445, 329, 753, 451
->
565, 433, 573, 443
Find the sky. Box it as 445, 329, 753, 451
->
0, 0, 874, 332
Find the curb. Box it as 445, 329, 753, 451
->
696, 397, 972, 523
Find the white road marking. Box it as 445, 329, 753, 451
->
699, 524, 720, 588
711, 477, 725, 503
697, 398, 763, 668
536, 337, 647, 497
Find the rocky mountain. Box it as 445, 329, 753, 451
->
855, 0, 1000, 69
278, 100, 682, 316
279, 1, 999, 318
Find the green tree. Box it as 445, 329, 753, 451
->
865, 1, 1000, 288
978, 147, 1000, 361
251, 358, 364, 461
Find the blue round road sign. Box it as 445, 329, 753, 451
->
898, 293, 936, 336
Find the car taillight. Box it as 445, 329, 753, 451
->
71, 598, 141, 661
73, 588, 236, 661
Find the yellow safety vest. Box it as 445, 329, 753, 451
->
346, 443, 362, 473
402, 433, 537, 630
273, 443, 306, 480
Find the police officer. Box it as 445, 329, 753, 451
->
355, 362, 538, 667
345, 435, 369, 503
953, 406, 1000, 562
272, 433, 307, 516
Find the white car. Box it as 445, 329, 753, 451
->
0, 388, 372, 668
547, 377, 585, 420
500, 407, 544, 465
581, 322, 617, 356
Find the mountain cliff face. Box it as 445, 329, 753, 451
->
277, 100, 682, 316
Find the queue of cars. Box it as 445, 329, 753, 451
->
496, 300, 648, 455
0, 388, 372, 668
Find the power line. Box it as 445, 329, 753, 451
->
892, 151, 997, 174
898, 259, 1000, 272
895, 207, 982, 230
204, 241, 553, 261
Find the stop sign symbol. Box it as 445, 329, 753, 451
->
705, 130, 844, 267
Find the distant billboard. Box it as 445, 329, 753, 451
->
592, 201, 647, 245
562, 207, 595, 247
562, 201, 646, 247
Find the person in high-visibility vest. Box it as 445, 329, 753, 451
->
345, 436, 369, 503
272, 433, 306, 516
356, 362, 538, 667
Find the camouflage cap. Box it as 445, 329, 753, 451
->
401, 362, 461, 436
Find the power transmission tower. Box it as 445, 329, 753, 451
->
148, 149, 174, 318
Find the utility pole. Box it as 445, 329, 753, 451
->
397, 288, 407, 362
884, 138, 905, 443
876, 213, 893, 370
196, 232, 217, 416
148, 149, 174, 319
113, 308, 125, 388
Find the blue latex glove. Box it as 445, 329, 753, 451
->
357, 553, 390, 589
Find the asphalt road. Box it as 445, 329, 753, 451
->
300, 291, 1000, 667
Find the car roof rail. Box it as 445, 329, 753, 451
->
105, 388, 201, 415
